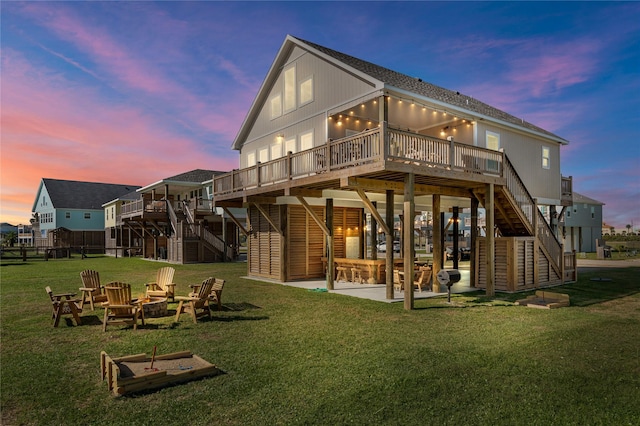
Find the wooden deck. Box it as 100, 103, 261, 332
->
214, 126, 508, 203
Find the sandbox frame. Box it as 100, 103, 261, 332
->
100, 350, 221, 396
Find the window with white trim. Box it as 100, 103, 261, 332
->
284, 66, 296, 113
270, 94, 282, 119
485, 131, 500, 172
247, 151, 256, 167
300, 131, 313, 151
299, 76, 314, 105
284, 137, 296, 154
259, 148, 269, 163
542, 146, 550, 169
271, 143, 282, 160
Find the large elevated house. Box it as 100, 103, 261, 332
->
211, 35, 575, 308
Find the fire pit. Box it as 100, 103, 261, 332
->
137, 297, 168, 318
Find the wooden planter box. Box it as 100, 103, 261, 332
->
100, 350, 221, 396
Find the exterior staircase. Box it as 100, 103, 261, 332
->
472, 154, 570, 289
167, 201, 235, 262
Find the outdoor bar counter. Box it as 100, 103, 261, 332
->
322, 257, 409, 284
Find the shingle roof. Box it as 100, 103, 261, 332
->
293, 36, 567, 143
164, 169, 223, 183
42, 178, 140, 210
572, 191, 605, 206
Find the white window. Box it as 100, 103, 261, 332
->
486, 131, 500, 151
300, 131, 314, 151
270, 94, 282, 119
299, 76, 314, 105
542, 146, 550, 169
84, 212, 91, 219
271, 143, 282, 160
259, 148, 269, 163
284, 137, 296, 154
247, 151, 256, 167
485, 131, 500, 172
65, 212, 70, 219
284, 66, 296, 113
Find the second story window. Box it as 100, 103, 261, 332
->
542, 146, 550, 169
84, 213, 91, 219
65, 212, 70, 219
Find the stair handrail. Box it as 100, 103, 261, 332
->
166, 200, 178, 236
195, 223, 235, 261
502, 153, 563, 271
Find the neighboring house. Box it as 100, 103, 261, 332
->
17, 224, 33, 246
560, 192, 604, 253
31, 178, 140, 251
213, 35, 575, 305
602, 222, 616, 236
103, 190, 141, 257
115, 169, 244, 263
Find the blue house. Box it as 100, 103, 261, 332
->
32, 178, 139, 251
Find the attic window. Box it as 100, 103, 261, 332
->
284, 66, 296, 113
270, 94, 282, 119
299, 76, 314, 105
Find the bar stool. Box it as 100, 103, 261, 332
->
336, 267, 349, 282
351, 268, 363, 284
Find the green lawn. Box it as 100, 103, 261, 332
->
1, 256, 639, 425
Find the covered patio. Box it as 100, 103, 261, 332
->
244, 265, 477, 303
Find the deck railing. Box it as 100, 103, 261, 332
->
214, 126, 503, 195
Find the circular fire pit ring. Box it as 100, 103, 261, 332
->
139, 297, 168, 318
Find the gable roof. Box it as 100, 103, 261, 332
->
34, 178, 140, 211
137, 169, 224, 193
233, 35, 568, 150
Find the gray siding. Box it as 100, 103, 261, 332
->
476, 122, 561, 204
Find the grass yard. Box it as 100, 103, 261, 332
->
1, 256, 639, 425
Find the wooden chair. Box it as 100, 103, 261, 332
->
393, 269, 403, 292
46, 286, 82, 327
413, 266, 432, 292
79, 269, 107, 311
145, 267, 176, 301
102, 282, 144, 332
209, 278, 225, 311
175, 277, 214, 324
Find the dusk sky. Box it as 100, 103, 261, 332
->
2, 1, 639, 231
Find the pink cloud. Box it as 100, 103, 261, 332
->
0, 48, 238, 225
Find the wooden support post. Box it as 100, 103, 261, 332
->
326, 198, 334, 291
452, 206, 459, 270
470, 197, 478, 287
533, 198, 539, 287
370, 201, 377, 261
432, 195, 441, 292
404, 173, 415, 310
486, 183, 495, 297
385, 190, 394, 299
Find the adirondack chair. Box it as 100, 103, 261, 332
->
175, 277, 214, 324
102, 282, 144, 332
79, 269, 107, 310
210, 278, 225, 311
46, 286, 82, 327
413, 266, 432, 292
145, 267, 176, 301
